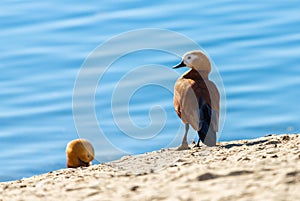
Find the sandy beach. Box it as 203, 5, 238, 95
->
1, 134, 299, 201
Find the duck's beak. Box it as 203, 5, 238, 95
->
173, 60, 186, 69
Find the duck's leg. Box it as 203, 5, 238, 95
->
195, 138, 201, 148
177, 124, 190, 150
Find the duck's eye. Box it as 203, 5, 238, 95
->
187, 56, 191, 60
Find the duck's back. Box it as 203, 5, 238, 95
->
174, 70, 219, 132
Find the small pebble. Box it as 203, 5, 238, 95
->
197, 173, 218, 181
282, 135, 290, 141
130, 185, 139, 191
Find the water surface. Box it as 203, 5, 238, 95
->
1, 0, 300, 181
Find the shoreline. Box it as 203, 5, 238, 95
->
1, 134, 299, 201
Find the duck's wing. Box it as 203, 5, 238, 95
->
204, 80, 220, 132
195, 79, 219, 146
174, 78, 200, 131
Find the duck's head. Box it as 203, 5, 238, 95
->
173, 50, 211, 74
66, 139, 95, 168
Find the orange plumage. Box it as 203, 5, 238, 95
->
66, 139, 94, 168
173, 50, 220, 149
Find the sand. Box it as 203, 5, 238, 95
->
1, 134, 299, 201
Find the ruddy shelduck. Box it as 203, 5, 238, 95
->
66, 139, 95, 168
173, 50, 220, 150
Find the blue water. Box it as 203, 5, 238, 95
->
1, 0, 300, 182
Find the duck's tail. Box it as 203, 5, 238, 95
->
197, 103, 217, 147
198, 128, 216, 147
